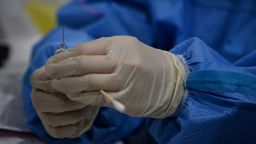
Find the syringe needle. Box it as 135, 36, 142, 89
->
55, 27, 66, 54
61, 27, 65, 49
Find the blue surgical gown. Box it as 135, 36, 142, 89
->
22, 0, 256, 144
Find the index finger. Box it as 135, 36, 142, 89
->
47, 37, 112, 65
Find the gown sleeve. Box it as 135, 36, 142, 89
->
146, 37, 256, 144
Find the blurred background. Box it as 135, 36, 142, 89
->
0, 0, 67, 143
0, 0, 68, 67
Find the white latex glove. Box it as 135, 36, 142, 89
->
30, 66, 99, 138
45, 36, 187, 118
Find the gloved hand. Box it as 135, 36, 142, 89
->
45, 36, 187, 118
30, 66, 99, 138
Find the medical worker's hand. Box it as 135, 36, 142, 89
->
30, 66, 99, 138
45, 36, 187, 118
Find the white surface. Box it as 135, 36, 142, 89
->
0, 130, 46, 144
0, 64, 30, 132
0, 0, 41, 132
0, 0, 44, 143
